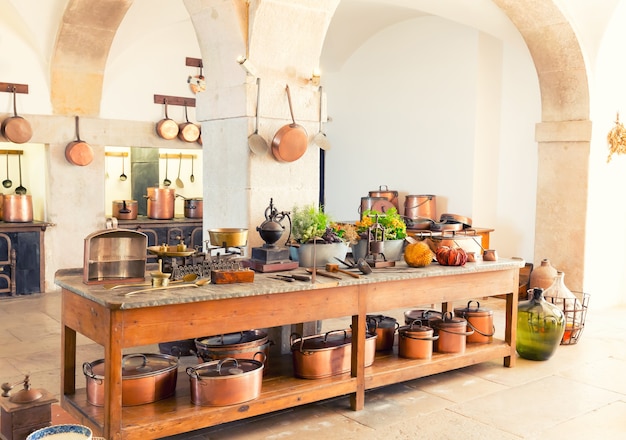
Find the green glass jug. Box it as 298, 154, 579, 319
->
516, 287, 566, 361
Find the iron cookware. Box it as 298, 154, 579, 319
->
187, 354, 264, 406
83, 353, 178, 406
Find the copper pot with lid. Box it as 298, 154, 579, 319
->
454, 300, 494, 344
112, 200, 138, 220
368, 185, 399, 211
145, 187, 175, 219
430, 312, 474, 354
397, 320, 439, 359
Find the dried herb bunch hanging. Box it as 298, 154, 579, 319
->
607, 112, 626, 162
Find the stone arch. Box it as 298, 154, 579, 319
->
50, 0, 132, 116
493, 0, 591, 290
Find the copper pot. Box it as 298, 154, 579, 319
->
430, 312, 474, 354
1, 88, 32, 144
183, 197, 203, 218
404, 195, 436, 221
367, 315, 399, 351
145, 187, 175, 219
398, 320, 439, 359
271, 85, 307, 163
3, 194, 32, 222
186, 355, 264, 406
290, 329, 377, 379
112, 200, 138, 220
194, 330, 270, 368
454, 300, 494, 344
83, 353, 178, 406
369, 185, 399, 211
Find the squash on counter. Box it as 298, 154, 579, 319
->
404, 241, 434, 267
435, 246, 467, 266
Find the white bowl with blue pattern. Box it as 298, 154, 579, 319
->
26, 424, 92, 440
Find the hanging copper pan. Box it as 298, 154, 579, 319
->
178, 104, 200, 143
65, 116, 94, 166
271, 84, 307, 162
156, 99, 179, 140
2, 87, 32, 144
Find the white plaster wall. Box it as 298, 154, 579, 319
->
322, 15, 539, 262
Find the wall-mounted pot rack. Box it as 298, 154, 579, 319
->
159, 153, 197, 160
0, 83, 28, 94
185, 57, 203, 68
153, 95, 196, 107
0, 150, 23, 155
105, 152, 129, 158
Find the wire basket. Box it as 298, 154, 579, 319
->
544, 292, 590, 345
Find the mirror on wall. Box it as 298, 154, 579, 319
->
105, 146, 203, 217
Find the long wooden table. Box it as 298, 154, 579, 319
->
55, 258, 523, 440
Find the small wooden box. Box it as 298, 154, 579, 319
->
210, 269, 254, 284
0, 390, 57, 440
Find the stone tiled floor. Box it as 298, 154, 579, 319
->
1, 291, 625, 439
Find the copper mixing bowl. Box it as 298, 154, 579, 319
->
208, 228, 248, 247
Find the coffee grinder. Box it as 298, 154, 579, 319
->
365, 213, 396, 268
246, 198, 299, 272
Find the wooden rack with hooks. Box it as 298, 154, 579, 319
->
105, 152, 129, 158
185, 57, 203, 68
153, 95, 196, 107
0, 150, 24, 155
0, 83, 28, 94
159, 153, 197, 160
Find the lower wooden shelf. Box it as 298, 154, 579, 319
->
62, 340, 512, 440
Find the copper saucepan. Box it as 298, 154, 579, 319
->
65, 116, 94, 166
156, 99, 179, 140
2, 87, 32, 144
271, 84, 307, 162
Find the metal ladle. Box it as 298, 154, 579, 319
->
163, 155, 171, 186
2, 151, 11, 188
190, 155, 195, 183
119, 156, 127, 181
15, 153, 26, 195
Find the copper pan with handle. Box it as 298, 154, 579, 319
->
2, 87, 32, 144
271, 84, 307, 162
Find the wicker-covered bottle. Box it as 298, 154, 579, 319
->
516, 287, 566, 361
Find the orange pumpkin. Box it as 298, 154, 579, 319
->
435, 246, 467, 266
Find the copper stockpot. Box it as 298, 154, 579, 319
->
194, 330, 270, 369
290, 329, 377, 379
146, 187, 175, 219
397, 320, 439, 360
3, 194, 33, 222
112, 200, 138, 220
430, 312, 474, 354
187, 355, 264, 406
369, 185, 399, 211
83, 353, 178, 406
183, 197, 203, 218
454, 300, 494, 344
367, 315, 399, 351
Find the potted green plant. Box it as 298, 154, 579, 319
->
289, 204, 348, 267
351, 207, 407, 261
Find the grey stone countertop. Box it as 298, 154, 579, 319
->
54, 258, 525, 310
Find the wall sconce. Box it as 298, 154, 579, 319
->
310, 68, 321, 86
237, 55, 257, 77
